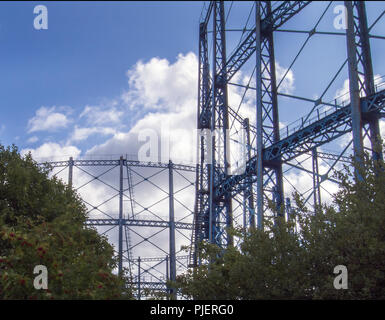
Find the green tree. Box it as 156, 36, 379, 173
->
175, 152, 385, 299
0, 144, 133, 299
296, 153, 385, 299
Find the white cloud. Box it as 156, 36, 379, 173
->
87, 52, 198, 164
122, 52, 198, 113
27, 106, 71, 133
27, 136, 39, 144
79, 104, 123, 126
68, 126, 117, 143
21, 142, 81, 162
335, 78, 350, 105
79, 54, 200, 266
275, 62, 295, 94
88, 55, 296, 174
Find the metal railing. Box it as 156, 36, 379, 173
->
278, 76, 385, 141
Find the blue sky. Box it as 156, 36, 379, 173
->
0, 1, 203, 151
0, 1, 384, 162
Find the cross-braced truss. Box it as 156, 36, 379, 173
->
41, 157, 195, 299
191, 0, 385, 266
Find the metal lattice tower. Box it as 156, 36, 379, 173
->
190, 0, 385, 266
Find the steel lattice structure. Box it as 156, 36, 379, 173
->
41, 157, 195, 299
190, 0, 385, 266
38, 0, 385, 300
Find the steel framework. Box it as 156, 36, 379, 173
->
38, 0, 385, 300
41, 157, 195, 299
191, 0, 385, 266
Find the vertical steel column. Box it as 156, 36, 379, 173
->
354, 1, 383, 160
137, 256, 141, 300
209, 5, 217, 245
220, 1, 233, 246
192, 20, 211, 266
285, 198, 292, 222
266, 2, 284, 219
346, 1, 364, 166
243, 118, 256, 229
255, 1, 264, 229
118, 156, 124, 275
68, 157, 73, 188
166, 256, 169, 279
312, 148, 321, 207
198, 23, 212, 252
124, 225, 132, 280
209, 125, 214, 245
256, 1, 285, 225
168, 160, 176, 299
210, 1, 219, 246
166, 255, 169, 299
212, 1, 233, 247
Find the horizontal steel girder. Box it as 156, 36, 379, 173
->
131, 281, 167, 291
41, 159, 196, 172
129, 255, 189, 263
316, 151, 352, 163
86, 218, 193, 230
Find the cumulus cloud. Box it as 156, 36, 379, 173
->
21, 142, 81, 162
79, 104, 123, 126
275, 61, 295, 94
27, 136, 39, 144
87, 52, 198, 164
75, 53, 200, 269
68, 126, 117, 143
27, 106, 72, 133
122, 52, 198, 113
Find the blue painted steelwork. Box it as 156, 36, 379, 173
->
192, 1, 313, 262
43, 157, 195, 299
41, 159, 195, 172
191, 1, 385, 267
85, 218, 193, 230
224, 1, 311, 82
214, 89, 385, 199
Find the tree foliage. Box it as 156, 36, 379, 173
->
0, 144, 133, 299
175, 152, 385, 299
